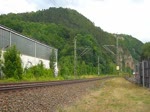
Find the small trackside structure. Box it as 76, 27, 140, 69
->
0, 25, 58, 77
135, 60, 150, 88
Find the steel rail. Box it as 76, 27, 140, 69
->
0, 77, 112, 92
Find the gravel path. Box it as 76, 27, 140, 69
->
0, 80, 101, 112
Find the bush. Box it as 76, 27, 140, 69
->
3, 46, 23, 80
25, 62, 54, 80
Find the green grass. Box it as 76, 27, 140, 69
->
58, 77, 150, 112
0, 75, 65, 83
0, 74, 110, 83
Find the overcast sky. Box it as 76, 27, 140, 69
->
0, 0, 149, 43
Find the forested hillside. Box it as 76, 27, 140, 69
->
0, 7, 143, 76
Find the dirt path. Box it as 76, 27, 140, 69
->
58, 77, 150, 112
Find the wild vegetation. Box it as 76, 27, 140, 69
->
0, 7, 144, 80
2, 46, 23, 79
0, 49, 3, 78
59, 78, 150, 112
0, 45, 63, 81
141, 42, 150, 60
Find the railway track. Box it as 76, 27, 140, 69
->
0, 77, 111, 92
0, 76, 114, 111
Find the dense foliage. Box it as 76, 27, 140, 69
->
141, 42, 150, 60
118, 34, 143, 61
0, 7, 143, 76
3, 46, 23, 79
24, 62, 54, 80
1, 46, 58, 81
0, 50, 3, 78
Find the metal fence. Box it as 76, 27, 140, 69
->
0, 25, 57, 61
135, 60, 150, 88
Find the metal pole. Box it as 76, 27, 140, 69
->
116, 36, 118, 67
35, 42, 36, 58
74, 37, 77, 78
54, 49, 58, 77
0, 50, 2, 79
142, 61, 145, 87
98, 56, 100, 75
10, 31, 11, 47
2, 28, 4, 48
116, 36, 120, 75
55, 49, 58, 64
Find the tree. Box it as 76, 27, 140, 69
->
49, 49, 56, 69
3, 46, 23, 79
141, 42, 150, 60
0, 8, 143, 75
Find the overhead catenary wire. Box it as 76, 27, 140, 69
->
79, 47, 91, 57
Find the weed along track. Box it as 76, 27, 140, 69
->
0, 77, 112, 112
60, 77, 150, 112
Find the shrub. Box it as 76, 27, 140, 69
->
3, 46, 23, 80
25, 62, 53, 79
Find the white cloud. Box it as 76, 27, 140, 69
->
0, 0, 149, 43
0, 0, 37, 14
69, 0, 150, 43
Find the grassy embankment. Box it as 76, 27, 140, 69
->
59, 77, 150, 112
0, 74, 112, 83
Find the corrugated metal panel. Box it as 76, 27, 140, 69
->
0, 25, 57, 60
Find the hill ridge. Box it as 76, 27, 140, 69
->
0, 7, 143, 75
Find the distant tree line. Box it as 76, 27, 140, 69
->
141, 42, 150, 60
0, 8, 144, 77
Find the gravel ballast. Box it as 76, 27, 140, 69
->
0, 80, 101, 112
